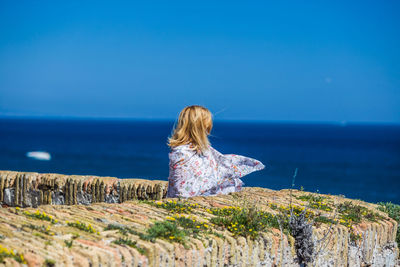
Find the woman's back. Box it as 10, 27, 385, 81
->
166, 144, 264, 198
166, 105, 265, 198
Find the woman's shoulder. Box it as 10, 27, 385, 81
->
170, 143, 193, 152
169, 143, 195, 157
169, 144, 199, 165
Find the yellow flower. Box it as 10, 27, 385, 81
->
249, 229, 253, 232
15, 207, 20, 211
196, 225, 200, 228
169, 236, 175, 239
204, 224, 208, 228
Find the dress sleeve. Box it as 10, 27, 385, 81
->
209, 146, 265, 180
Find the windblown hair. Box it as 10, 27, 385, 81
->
168, 105, 213, 153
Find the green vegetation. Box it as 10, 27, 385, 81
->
296, 194, 333, 212
112, 238, 146, 255
334, 201, 386, 244
117, 195, 396, 249
0, 244, 26, 264
23, 210, 58, 224
269, 203, 315, 219
23, 223, 55, 236
146, 220, 188, 245
350, 232, 362, 243
208, 205, 290, 239
337, 201, 384, 225
63, 232, 80, 248
66, 220, 99, 234
106, 214, 212, 248
64, 240, 73, 248
144, 199, 199, 214
377, 202, 400, 245
209, 230, 225, 239
313, 215, 336, 225
44, 258, 56, 267
143, 215, 212, 247
104, 224, 152, 241
105, 224, 135, 235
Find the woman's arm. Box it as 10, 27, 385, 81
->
209, 146, 265, 180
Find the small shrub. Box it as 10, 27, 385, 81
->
146, 200, 199, 214
268, 204, 314, 219
209, 205, 290, 239
167, 214, 210, 237
44, 258, 56, 267
23, 210, 58, 224
66, 220, 99, 234
296, 194, 333, 212
350, 232, 362, 243
314, 215, 336, 226
104, 224, 152, 241
106, 214, 211, 247
64, 240, 73, 248
337, 201, 383, 224
0, 244, 26, 264
146, 220, 188, 245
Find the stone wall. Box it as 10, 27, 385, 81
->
0, 171, 398, 267
0, 170, 168, 207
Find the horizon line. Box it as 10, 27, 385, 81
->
0, 114, 399, 126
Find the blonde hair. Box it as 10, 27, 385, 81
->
168, 105, 213, 153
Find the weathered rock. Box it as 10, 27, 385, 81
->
0, 171, 168, 207
3, 188, 14, 206
0, 171, 398, 267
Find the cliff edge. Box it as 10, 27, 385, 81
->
0, 170, 398, 266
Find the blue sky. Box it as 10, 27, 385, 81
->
0, 1, 399, 123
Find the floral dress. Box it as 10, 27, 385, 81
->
166, 144, 265, 198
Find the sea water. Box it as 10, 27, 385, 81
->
0, 118, 399, 204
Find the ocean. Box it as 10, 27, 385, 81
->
0, 118, 399, 204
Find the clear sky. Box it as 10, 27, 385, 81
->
0, 1, 399, 123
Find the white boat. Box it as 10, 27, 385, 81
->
26, 151, 51, 161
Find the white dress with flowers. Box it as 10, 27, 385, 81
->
166, 144, 265, 198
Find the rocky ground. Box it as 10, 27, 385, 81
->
0, 171, 398, 266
